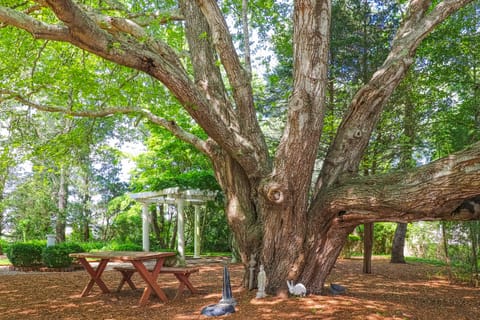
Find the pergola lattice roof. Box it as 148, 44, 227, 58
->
128, 187, 217, 205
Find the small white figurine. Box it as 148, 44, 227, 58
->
286, 280, 307, 297
256, 265, 267, 298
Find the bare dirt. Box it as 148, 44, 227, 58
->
0, 256, 479, 319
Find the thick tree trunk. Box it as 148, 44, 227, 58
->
0, 173, 5, 237
81, 174, 91, 242
391, 223, 408, 263
301, 211, 355, 293
363, 223, 373, 273
441, 222, 453, 282
469, 222, 479, 275
55, 166, 68, 243
211, 152, 262, 285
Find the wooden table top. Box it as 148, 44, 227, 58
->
69, 251, 176, 262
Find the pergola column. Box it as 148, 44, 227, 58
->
142, 203, 150, 251
176, 198, 186, 265
129, 188, 217, 260
194, 205, 201, 258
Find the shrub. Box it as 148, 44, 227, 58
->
42, 242, 85, 268
60, 242, 85, 254
102, 241, 143, 252
341, 234, 361, 258
78, 241, 105, 252
6, 242, 43, 267
42, 246, 72, 268
0, 239, 8, 255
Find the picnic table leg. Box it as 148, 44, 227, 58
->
76, 258, 110, 296
116, 270, 137, 292
131, 258, 168, 305
173, 273, 198, 299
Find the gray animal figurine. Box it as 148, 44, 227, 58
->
330, 283, 346, 295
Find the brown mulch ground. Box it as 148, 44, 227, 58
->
0, 256, 479, 319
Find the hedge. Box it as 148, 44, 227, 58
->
42, 242, 85, 268
6, 242, 43, 267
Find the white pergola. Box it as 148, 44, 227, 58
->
128, 187, 217, 262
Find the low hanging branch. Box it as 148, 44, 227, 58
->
325, 141, 480, 226
316, 0, 475, 195
0, 1, 266, 176
0, 89, 211, 156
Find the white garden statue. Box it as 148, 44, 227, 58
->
256, 265, 267, 299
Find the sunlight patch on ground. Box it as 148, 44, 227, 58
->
249, 297, 287, 305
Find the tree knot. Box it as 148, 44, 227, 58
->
263, 182, 286, 204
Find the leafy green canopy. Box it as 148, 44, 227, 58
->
130, 124, 219, 192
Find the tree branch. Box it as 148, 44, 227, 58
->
0, 5, 70, 40
196, 0, 253, 111
0, 90, 211, 156
195, 0, 268, 169
324, 141, 480, 225
179, 0, 238, 132
315, 0, 474, 195
271, 0, 330, 206
141, 110, 212, 157
0, 1, 264, 176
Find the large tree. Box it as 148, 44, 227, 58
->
1, 0, 480, 294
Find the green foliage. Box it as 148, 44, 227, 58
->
5, 175, 56, 241
59, 242, 85, 254
406, 220, 480, 281
363, 2, 480, 172
6, 242, 44, 267
406, 222, 442, 260
0, 239, 7, 255
101, 241, 143, 252
372, 223, 397, 255
405, 256, 446, 267
341, 234, 362, 258
77, 241, 107, 252
130, 125, 218, 193
198, 202, 231, 252
42, 242, 84, 268
111, 209, 143, 244
356, 223, 397, 255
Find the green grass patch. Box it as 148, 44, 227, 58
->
0, 257, 11, 265
195, 252, 232, 257
405, 256, 446, 266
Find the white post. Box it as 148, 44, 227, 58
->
142, 203, 150, 251
177, 199, 186, 265
46, 234, 56, 247
194, 205, 201, 258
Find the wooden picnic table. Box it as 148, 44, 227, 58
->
69, 251, 176, 306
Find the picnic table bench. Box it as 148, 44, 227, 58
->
114, 265, 200, 299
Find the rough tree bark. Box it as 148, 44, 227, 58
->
0, 0, 477, 295
363, 223, 373, 273
0, 173, 5, 237
80, 174, 91, 242
55, 165, 68, 243
391, 223, 407, 263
